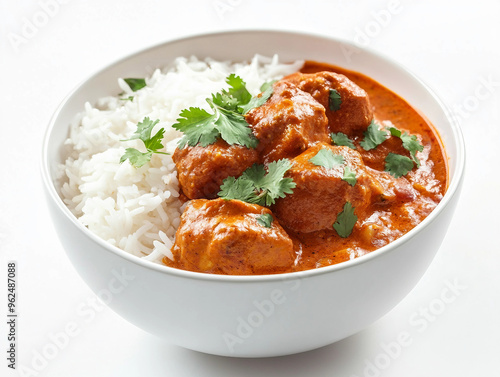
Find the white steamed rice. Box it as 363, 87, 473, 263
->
59, 55, 304, 264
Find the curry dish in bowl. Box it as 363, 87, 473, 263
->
43, 30, 463, 357
166, 61, 447, 275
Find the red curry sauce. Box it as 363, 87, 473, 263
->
164, 61, 448, 274
291, 61, 448, 271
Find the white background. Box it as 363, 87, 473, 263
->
1, 0, 499, 376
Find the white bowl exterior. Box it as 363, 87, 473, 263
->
42, 31, 465, 357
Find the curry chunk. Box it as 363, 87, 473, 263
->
273, 143, 385, 233
245, 80, 330, 163
172, 139, 259, 199
172, 199, 295, 275
284, 71, 373, 135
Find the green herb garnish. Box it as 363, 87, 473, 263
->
225, 73, 252, 105
309, 149, 357, 186
218, 159, 295, 206
309, 149, 344, 169
331, 132, 356, 149
342, 165, 357, 186
173, 74, 271, 150
329, 89, 342, 111
333, 202, 357, 238
256, 213, 274, 228
360, 120, 388, 150
388, 127, 424, 167
119, 117, 168, 168
240, 81, 274, 115
384, 153, 415, 178
259, 80, 276, 93
124, 78, 147, 92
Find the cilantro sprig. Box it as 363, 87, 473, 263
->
124, 78, 147, 92
331, 132, 356, 149
333, 202, 358, 238
173, 74, 273, 150
329, 89, 342, 111
259, 80, 276, 93
256, 213, 274, 228
360, 120, 388, 150
119, 78, 147, 101
225, 73, 252, 106
309, 149, 344, 169
384, 126, 424, 178
385, 153, 415, 178
342, 165, 357, 186
119, 117, 168, 168
308, 148, 357, 186
218, 159, 296, 206
388, 127, 424, 167
240, 80, 275, 114
359, 121, 424, 178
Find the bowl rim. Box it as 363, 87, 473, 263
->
41, 29, 466, 283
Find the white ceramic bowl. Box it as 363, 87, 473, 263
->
41, 30, 465, 357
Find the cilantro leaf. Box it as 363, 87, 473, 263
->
309, 149, 345, 169
173, 107, 219, 149
120, 117, 168, 168
127, 117, 160, 143
329, 89, 342, 111
242, 160, 296, 206
385, 153, 415, 178
240, 81, 274, 115
240, 163, 266, 185
308, 148, 357, 185
259, 80, 276, 93
119, 148, 152, 168
124, 78, 146, 92
256, 213, 274, 228
218, 159, 296, 206
226, 74, 252, 105
173, 74, 262, 149
144, 127, 166, 151
342, 165, 357, 186
256, 159, 296, 204
401, 134, 423, 162
120, 96, 134, 102
210, 101, 258, 148
331, 132, 356, 149
218, 176, 257, 203
388, 127, 424, 167
333, 202, 358, 238
388, 126, 402, 138
360, 121, 388, 150
211, 91, 239, 111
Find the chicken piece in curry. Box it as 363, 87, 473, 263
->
284, 71, 373, 135
272, 143, 386, 234
245, 80, 330, 163
172, 198, 294, 275
173, 139, 259, 199
166, 61, 448, 275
